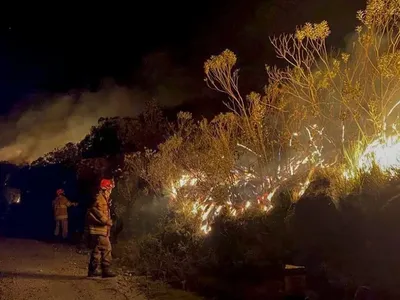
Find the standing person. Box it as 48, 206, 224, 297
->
52, 189, 78, 239
86, 179, 116, 278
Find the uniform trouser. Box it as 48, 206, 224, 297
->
54, 219, 68, 238
88, 234, 112, 271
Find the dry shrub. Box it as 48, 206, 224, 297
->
114, 1, 400, 296
134, 212, 210, 289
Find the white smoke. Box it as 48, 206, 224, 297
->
0, 82, 155, 164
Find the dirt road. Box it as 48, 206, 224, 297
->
0, 238, 146, 300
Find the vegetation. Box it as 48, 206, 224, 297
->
3, 0, 400, 298
112, 0, 400, 298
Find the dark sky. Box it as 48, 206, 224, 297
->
0, 0, 366, 116
0, 2, 229, 113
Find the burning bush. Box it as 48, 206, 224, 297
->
112, 0, 400, 297
139, 0, 400, 236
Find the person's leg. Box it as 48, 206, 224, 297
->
54, 220, 60, 236
87, 235, 102, 277
98, 236, 116, 278
61, 219, 68, 239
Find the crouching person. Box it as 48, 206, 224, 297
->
86, 179, 117, 278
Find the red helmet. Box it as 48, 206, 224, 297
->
56, 189, 64, 196
100, 179, 114, 190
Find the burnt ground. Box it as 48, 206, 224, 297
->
0, 238, 147, 300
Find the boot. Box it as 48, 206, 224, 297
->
102, 267, 117, 278
88, 265, 102, 277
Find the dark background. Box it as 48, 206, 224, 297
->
0, 0, 365, 116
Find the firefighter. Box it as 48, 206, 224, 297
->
86, 179, 117, 278
52, 189, 78, 239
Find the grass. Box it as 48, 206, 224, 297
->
135, 276, 204, 300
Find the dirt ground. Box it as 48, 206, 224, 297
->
0, 238, 147, 300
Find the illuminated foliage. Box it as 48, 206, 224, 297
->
122, 0, 400, 236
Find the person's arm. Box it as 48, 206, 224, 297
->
63, 196, 78, 207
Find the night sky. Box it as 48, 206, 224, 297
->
0, 0, 365, 116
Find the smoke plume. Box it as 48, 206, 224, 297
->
0, 48, 201, 165
0, 82, 157, 164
